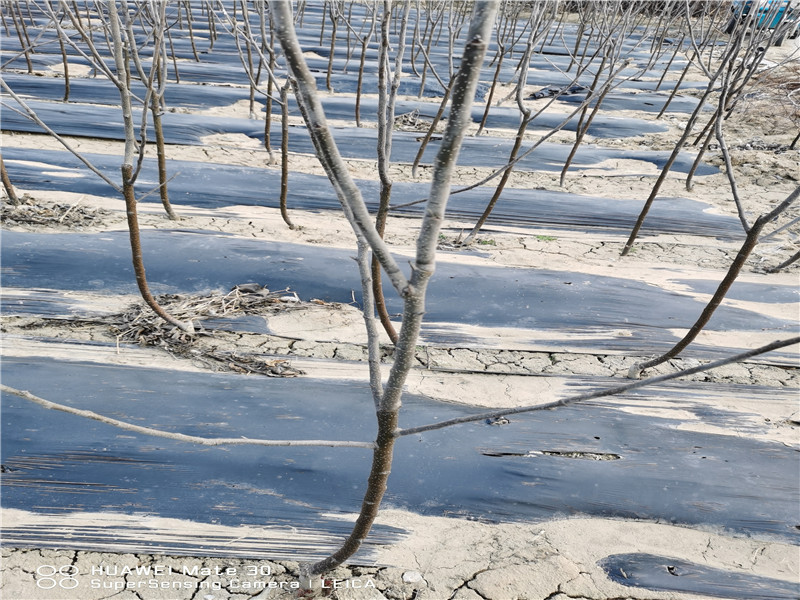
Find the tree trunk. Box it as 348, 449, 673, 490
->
279, 81, 295, 229
269, 0, 497, 580
1, 154, 20, 206
121, 165, 192, 332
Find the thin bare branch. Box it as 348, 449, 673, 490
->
766, 249, 800, 273
396, 336, 800, 438
0, 384, 376, 449
0, 81, 122, 192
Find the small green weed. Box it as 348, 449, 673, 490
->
535, 235, 557, 242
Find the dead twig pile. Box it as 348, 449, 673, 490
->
393, 109, 436, 132
1, 196, 111, 228
110, 284, 311, 377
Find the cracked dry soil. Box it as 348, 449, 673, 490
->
8, 519, 782, 600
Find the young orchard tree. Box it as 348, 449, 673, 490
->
654, 2, 730, 119
2, 0, 73, 98
475, 0, 532, 136
214, 0, 266, 119
413, 0, 445, 97
684, 5, 790, 197
335, 2, 378, 127
209, 2, 295, 225
443, 1, 652, 243
106, 0, 191, 331
268, 0, 498, 583
255, 0, 279, 163
410, 6, 462, 178
7, 0, 34, 74
558, 0, 652, 187
324, 0, 342, 92
630, 0, 800, 243
30, 0, 192, 331
460, 2, 555, 246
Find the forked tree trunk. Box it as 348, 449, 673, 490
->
269, 0, 497, 583
121, 1, 179, 221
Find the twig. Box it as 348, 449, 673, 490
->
766, 249, 800, 273
57, 195, 84, 223
1, 384, 375, 449
0, 82, 122, 192
396, 335, 800, 438
760, 216, 799, 242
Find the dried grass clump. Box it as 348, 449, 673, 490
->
394, 109, 436, 132
1, 196, 111, 228
111, 284, 310, 377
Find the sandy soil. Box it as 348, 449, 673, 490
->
1, 22, 798, 600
